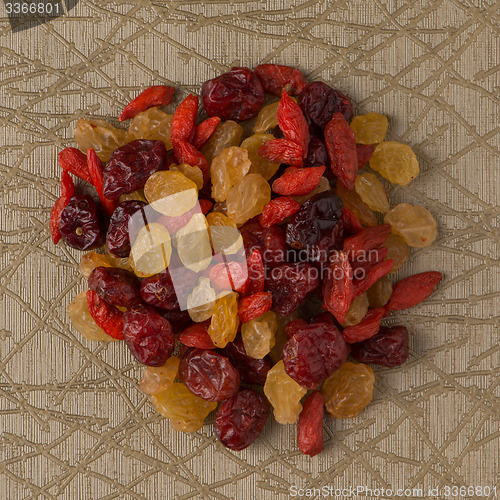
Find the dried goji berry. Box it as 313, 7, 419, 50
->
385, 271, 443, 312
343, 224, 391, 260
86, 290, 125, 340
324, 112, 358, 190
245, 249, 265, 296
87, 148, 117, 216
357, 144, 375, 169
192, 116, 221, 150
342, 307, 384, 343
277, 91, 309, 156
322, 251, 353, 324
50, 170, 75, 244
170, 94, 199, 143
340, 207, 363, 236
254, 64, 306, 96
172, 140, 209, 182
351, 246, 389, 278
238, 292, 272, 323
178, 321, 216, 349
119, 85, 175, 121
258, 138, 304, 167
58, 147, 92, 183
271, 166, 325, 196
285, 318, 309, 339
297, 391, 324, 457
352, 259, 393, 299
259, 196, 301, 228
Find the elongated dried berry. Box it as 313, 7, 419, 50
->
178, 321, 215, 349
238, 292, 272, 324
254, 64, 306, 96
297, 391, 324, 457
342, 307, 385, 343
88, 266, 142, 308
343, 224, 391, 260
120, 85, 174, 121
240, 221, 287, 268
272, 166, 325, 196
322, 252, 353, 324
258, 139, 304, 167
259, 197, 301, 228
277, 91, 309, 155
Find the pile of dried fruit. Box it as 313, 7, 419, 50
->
51, 65, 442, 456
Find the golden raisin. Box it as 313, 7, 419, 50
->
241, 311, 278, 359
140, 356, 180, 395
126, 108, 174, 150
201, 120, 244, 165
130, 223, 172, 277
207, 292, 239, 348
366, 276, 393, 308
253, 101, 279, 133
187, 277, 217, 323
176, 214, 212, 272
207, 212, 243, 255
350, 113, 388, 144
170, 163, 204, 190
354, 173, 390, 213
211, 146, 251, 202
336, 182, 378, 227
369, 141, 419, 185
341, 293, 369, 327
241, 133, 280, 180
384, 234, 410, 273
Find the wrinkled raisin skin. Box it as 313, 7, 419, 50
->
179, 348, 240, 402
140, 270, 180, 311
88, 266, 142, 308
215, 389, 269, 451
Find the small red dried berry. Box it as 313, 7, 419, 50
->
340, 207, 363, 236
238, 292, 272, 323
351, 246, 389, 278
88, 266, 142, 308
352, 259, 393, 299
192, 116, 221, 150
322, 251, 353, 324
277, 91, 309, 156
285, 318, 309, 339
50, 170, 75, 245
178, 321, 216, 349
119, 85, 175, 121
259, 197, 301, 228
87, 148, 116, 216
258, 138, 304, 167
342, 307, 385, 343
86, 290, 124, 340
272, 166, 325, 196
343, 224, 391, 260
170, 94, 199, 144
172, 140, 209, 182
357, 144, 375, 169
244, 249, 266, 296
297, 391, 324, 457
254, 64, 306, 96
58, 147, 92, 183
139, 269, 180, 311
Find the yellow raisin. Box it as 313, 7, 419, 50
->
140, 356, 180, 395
269, 311, 299, 363
187, 277, 216, 323
336, 182, 378, 227
341, 293, 369, 327
366, 276, 393, 308
79, 251, 131, 279
253, 101, 279, 133
369, 141, 419, 185
211, 146, 251, 202
126, 108, 174, 150
118, 190, 148, 203
241, 133, 280, 180
241, 311, 277, 359
130, 223, 172, 277
201, 120, 243, 165
384, 234, 410, 273
350, 113, 388, 144
354, 173, 390, 213
206, 212, 243, 255
176, 213, 212, 272
207, 291, 239, 348
169, 163, 204, 190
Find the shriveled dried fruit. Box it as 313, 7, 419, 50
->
140, 269, 179, 311
241, 310, 277, 359
201, 120, 243, 165
343, 224, 391, 260
151, 382, 217, 432
258, 138, 303, 167
297, 391, 324, 457
272, 166, 325, 196
252, 101, 280, 134
350, 325, 409, 367
350, 113, 388, 144
207, 291, 240, 348
226, 173, 271, 226
323, 362, 375, 418
282, 322, 349, 389
322, 252, 353, 324
384, 234, 409, 273
88, 266, 142, 308
291, 176, 331, 205
172, 140, 209, 182
169, 163, 204, 190
215, 389, 270, 451
176, 213, 212, 272
118, 190, 148, 204
170, 94, 198, 143
192, 116, 221, 150
57, 147, 91, 183
87, 148, 117, 216
303, 136, 329, 170
367, 276, 393, 308
207, 212, 243, 255
254, 64, 306, 96
354, 173, 390, 213
178, 322, 215, 349
341, 207, 363, 236
50, 170, 75, 244
211, 146, 251, 202
384, 203, 437, 247
341, 292, 369, 327
179, 348, 240, 402
120, 85, 174, 121
277, 91, 309, 155
342, 307, 385, 343
86, 290, 124, 340
187, 277, 217, 323
79, 251, 131, 279
357, 144, 375, 168
264, 360, 307, 425
285, 318, 309, 339
259, 196, 301, 228
238, 292, 273, 324
352, 259, 393, 299
126, 108, 174, 149
241, 221, 287, 268
241, 133, 281, 180
385, 271, 443, 312
336, 182, 378, 227
369, 141, 419, 185
140, 356, 180, 395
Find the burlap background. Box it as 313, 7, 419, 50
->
1, 1, 499, 498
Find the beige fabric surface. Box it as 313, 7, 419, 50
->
1, 1, 499, 498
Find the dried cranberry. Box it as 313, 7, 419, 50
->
106, 200, 147, 257
221, 335, 271, 385
123, 306, 175, 366
179, 348, 240, 402
201, 67, 266, 121
103, 140, 167, 200
140, 270, 179, 311
298, 82, 353, 129
303, 136, 330, 170
254, 64, 306, 96
215, 389, 269, 451
282, 322, 349, 389
286, 191, 343, 259
59, 195, 104, 250
160, 310, 192, 334
350, 325, 409, 367
240, 220, 287, 268
88, 266, 142, 308
265, 262, 319, 316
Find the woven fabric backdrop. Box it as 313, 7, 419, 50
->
0, 1, 499, 498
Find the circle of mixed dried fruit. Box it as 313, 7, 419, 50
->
51, 64, 443, 456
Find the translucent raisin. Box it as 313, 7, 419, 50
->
176, 213, 212, 272
369, 141, 419, 185
241, 310, 277, 359
384, 234, 410, 273
341, 292, 369, 327
354, 173, 390, 213
350, 113, 388, 144
187, 277, 217, 323
211, 146, 251, 202
126, 108, 174, 149
207, 291, 239, 348
201, 120, 244, 165
140, 356, 180, 395
336, 182, 378, 227
366, 276, 393, 308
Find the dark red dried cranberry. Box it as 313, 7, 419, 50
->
103, 140, 167, 200
179, 348, 240, 402
201, 67, 266, 122
350, 325, 409, 367
286, 191, 343, 259
215, 389, 269, 451
303, 136, 330, 169
298, 82, 353, 129
221, 335, 271, 385
59, 195, 103, 250
240, 219, 286, 268
254, 64, 306, 96
123, 306, 175, 366
106, 200, 147, 257
282, 322, 349, 389
88, 266, 142, 308
265, 262, 319, 316
160, 310, 192, 334
140, 270, 179, 311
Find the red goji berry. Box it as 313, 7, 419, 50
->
178, 321, 216, 349
119, 85, 175, 121
357, 144, 375, 169
342, 307, 385, 343
170, 94, 199, 144
50, 170, 75, 244
271, 166, 325, 196
58, 147, 92, 183
172, 140, 209, 182
86, 290, 124, 340
297, 391, 324, 457
87, 148, 116, 216
254, 64, 307, 96
192, 116, 221, 150
238, 292, 272, 323
351, 246, 389, 278
322, 251, 353, 324
277, 91, 309, 156
244, 249, 265, 296
385, 271, 443, 312
324, 112, 358, 190
352, 259, 393, 299
285, 318, 309, 339
340, 207, 363, 236
343, 224, 391, 260
259, 196, 301, 228
258, 138, 304, 167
